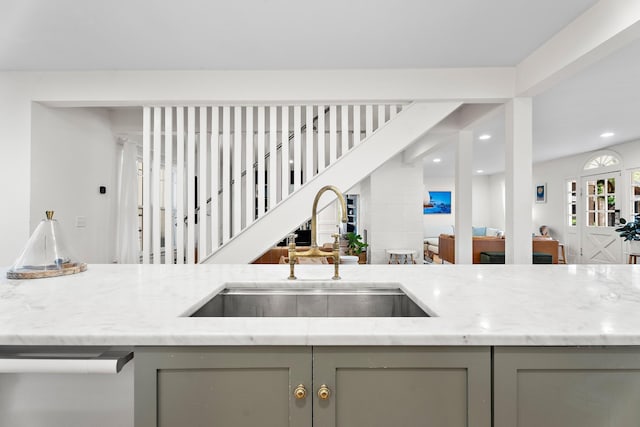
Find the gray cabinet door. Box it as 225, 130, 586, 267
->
135, 346, 312, 427
494, 347, 640, 427
312, 346, 491, 427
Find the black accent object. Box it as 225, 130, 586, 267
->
479, 251, 553, 264
276, 228, 312, 247
99, 186, 106, 194
532, 252, 553, 264
479, 251, 505, 264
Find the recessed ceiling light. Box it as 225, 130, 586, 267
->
600, 132, 615, 138
433, 158, 441, 163
476, 169, 484, 174
478, 134, 491, 141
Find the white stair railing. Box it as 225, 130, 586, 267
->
141, 103, 407, 264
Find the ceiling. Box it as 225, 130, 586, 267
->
1, 0, 597, 70
3, 0, 638, 178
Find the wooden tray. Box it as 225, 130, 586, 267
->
6, 263, 87, 280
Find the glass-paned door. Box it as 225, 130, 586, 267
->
567, 180, 577, 227
632, 170, 640, 219
581, 172, 623, 263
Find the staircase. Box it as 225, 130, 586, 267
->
141, 101, 461, 265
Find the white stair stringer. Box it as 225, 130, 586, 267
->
201, 101, 462, 264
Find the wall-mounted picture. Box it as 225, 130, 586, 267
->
424, 191, 452, 214
536, 183, 547, 203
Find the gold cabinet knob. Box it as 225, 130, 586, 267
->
317, 384, 331, 400
293, 384, 307, 400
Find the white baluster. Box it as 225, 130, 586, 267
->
378, 105, 386, 130
199, 107, 209, 258
281, 105, 290, 198
222, 106, 231, 242
329, 105, 337, 164
152, 107, 162, 264
341, 105, 349, 156
142, 107, 151, 264
233, 106, 242, 237
163, 106, 173, 264
186, 107, 196, 263
210, 106, 219, 250
269, 106, 278, 208
175, 107, 185, 264
317, 105, 326, 172
353, 104, 361, 146
245, 106, 254, 227
365, 104, 373, 137
305, 105, 314, 181
257, 106, 266, 217
390, 104, 398, 119
293, 106, 302, 190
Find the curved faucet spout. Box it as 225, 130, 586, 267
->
288, 185, 348, 280
311, 185, 347, 248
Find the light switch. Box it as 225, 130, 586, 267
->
75, 216, 87, 228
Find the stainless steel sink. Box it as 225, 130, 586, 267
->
188, 287, 430, 317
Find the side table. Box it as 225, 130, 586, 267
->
386, 249, 416, 264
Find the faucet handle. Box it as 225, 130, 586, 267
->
331, 233, 340, 244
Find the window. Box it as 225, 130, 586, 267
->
585, 177, 616, 227
566, 179, 577, 227
632, 170, 640, 219
584, 154, 619, 170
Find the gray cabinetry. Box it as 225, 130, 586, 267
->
135, 347, 312, 427
313, 346, 491, 427
135, 346, 491, 427
494, 347, 640, 427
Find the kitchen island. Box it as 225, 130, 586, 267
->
1, 263, 640, 427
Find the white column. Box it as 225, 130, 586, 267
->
505, 98, 533, 264
455, 130, 473, 265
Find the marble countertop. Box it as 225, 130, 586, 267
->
1, 263, 640, 346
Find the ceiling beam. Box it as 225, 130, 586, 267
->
516, 0, 640, 96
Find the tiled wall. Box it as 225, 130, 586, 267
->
368, 155, 424, 264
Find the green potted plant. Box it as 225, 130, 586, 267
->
344, 232, 368, 264
615, 214, 640, 256
615, 214, 640, 241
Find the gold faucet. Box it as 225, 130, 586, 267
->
288, 185, 348, 280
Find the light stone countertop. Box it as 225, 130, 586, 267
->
1, 263, 640, 346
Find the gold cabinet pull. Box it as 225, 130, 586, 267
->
317, 384, 331, 400
293, 384, 307, 400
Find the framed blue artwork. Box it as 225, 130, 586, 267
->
424, 191, 452, 214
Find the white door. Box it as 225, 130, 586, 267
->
580, 172, 623, 263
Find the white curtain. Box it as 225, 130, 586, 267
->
115, 139, 140, 263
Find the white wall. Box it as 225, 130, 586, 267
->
30, 105, 119, 263
422, 175, 496, 232
0, 69, 515, 266
367, 155, 424, 264
0, 74, 31, 266
485, 139, 640, 263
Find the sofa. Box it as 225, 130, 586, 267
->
424, 225, 503, 260
438, 235, 559, 264
423, 225, 454, 259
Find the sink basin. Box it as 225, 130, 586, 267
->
188, 286, 430, 317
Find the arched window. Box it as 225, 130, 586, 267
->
584, 154, 620, 170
